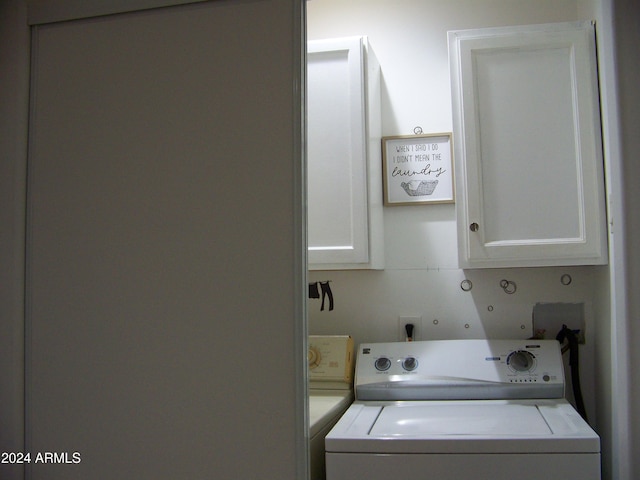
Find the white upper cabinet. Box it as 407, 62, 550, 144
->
449, 22, 607, 269
307, 36, 383, 270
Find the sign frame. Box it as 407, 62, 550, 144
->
382, 133, 455, 206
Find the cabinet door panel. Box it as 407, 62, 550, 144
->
307, 37, 383, 270
474, 45, 580, 243
450, 22, 607, 268
308, 39, 368, 263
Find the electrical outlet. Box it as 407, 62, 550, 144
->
397, 316, 421, 342
532, 303, 586, 344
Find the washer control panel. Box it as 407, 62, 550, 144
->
355, 339, 565, 401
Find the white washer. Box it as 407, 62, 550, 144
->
308, 335, 354, 480
325, 339, 600, 480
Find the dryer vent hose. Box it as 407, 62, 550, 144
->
556, 325, 588, 422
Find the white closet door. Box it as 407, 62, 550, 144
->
27, 2, 304, 479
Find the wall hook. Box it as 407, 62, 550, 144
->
500, 279, 517, 294
560, 274, 572, 286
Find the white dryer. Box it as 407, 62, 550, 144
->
308, 335, 354, 480
325, 339, 600, 480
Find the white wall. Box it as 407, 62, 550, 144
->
307, 0, 608, 434
612, 0, 640, 474
594, 1, 640, 479
576, 2, 618, 479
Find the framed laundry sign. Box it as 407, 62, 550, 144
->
382, 133, 454, 205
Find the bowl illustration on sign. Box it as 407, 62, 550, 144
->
401, 179, 438, 196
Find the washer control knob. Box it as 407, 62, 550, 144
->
507, 350, 536, 372
402, 356, 418, 371
308, 346, 321, 369
374, 357, 392, 371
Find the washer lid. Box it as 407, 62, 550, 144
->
371, 403, 550, 436
325, 399, 601, 454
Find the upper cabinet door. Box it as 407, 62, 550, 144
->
449, 22, 607, 268
307, 37, 383, 270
